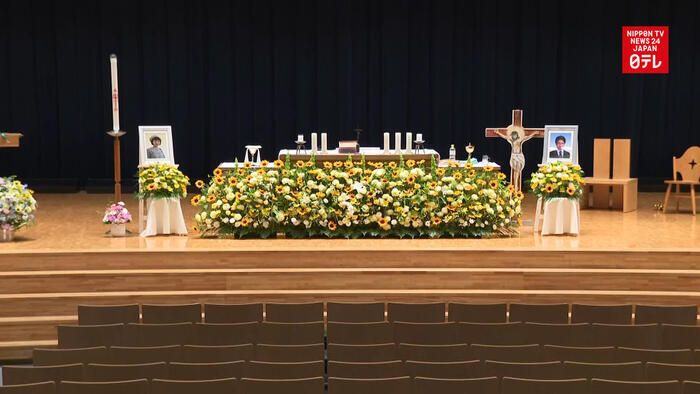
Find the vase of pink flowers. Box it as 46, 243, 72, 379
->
103, 201, 132, 236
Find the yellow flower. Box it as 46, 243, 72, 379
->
467, 170, 476, 178
240, 218, 251, 226
515, 191, 524, 200
260, 160, 270, 167
229, 177, 239, 186
215, 176, 225, 185
295, 160, 305, 168
484, 165, 494, 172
344, 161, 353, 169
207, 195, 216, 203
406, 159, 416, 168
190, 195, 201, 206
305, 161, 314, 168
489, 180, 498, 189
567, 185, 576, 196
273, 160, 284, 168
191, 225, 199, 233
436, 168, 446, 176
407, 175, 416, 184
431, 217, 442, 225
323, 162, 333, 169
328, 221, 337, 231
213, 168, 223, 176
544, 184, 555, 193
464, 162, 473, 169
147, 183, 156, 191
388, 162, 397, 169
333, 161, 343, 168
195, 180, 205, 188
244, 162, 252, 168
497, 172, 506, 180
454, 172, 463, 180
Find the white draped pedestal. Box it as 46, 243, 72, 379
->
540, 198, 580, 236
140, 198, 188, 237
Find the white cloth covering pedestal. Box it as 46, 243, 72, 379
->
140, 198, 188, 237
540, 197, 580, 236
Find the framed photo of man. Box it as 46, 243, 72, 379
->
542, 125, 579, 164
138, 126, 174, 165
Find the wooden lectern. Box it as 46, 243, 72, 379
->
0, 133, 23, 148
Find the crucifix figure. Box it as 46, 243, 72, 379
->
485, 109, 544, 192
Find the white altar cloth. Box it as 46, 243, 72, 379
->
541, 198, 580, 236
140, 198, 188, 237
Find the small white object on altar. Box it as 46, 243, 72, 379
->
540, 198, 580, 236
140, 198, 188, 237
244, 145, 262, 167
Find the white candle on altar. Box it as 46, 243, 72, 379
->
311, 133, 318, 154
297, 134, 303, 142
109, 54, 120, 131
417, 133, 423, 141
394, 132, 401, 154
405, 132, 412, 154
321, 133, 328, 154
383, 132, 390, 154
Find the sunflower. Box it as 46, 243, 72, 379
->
388, 162, 397, 169
259, 160, 269, 167
273, 160, 284, 168
436, 168, 446, 176
213, 168, 223, 176
243, 162, 252, 169
226, 178, 237, 186
215, 176, 225, 185
497, 172, 507, 180
190, 195, 201, 206
333, 161, 343, 168
305, 161, 314, 168
467, 170, 476, 177
195, 180, 205, 188
191, 225, 199, 233
323, 162, 333, 169
296, 160, 305, 168
147, 183, 157, 191
406, 159, 416, 168
344, 161, 353, 169
377, 217, 390, 226
407, 175, 416, 184
544, 184, 555, 193
275, 185, 284, 193
567, 185, 576, 196
240, 218, 251, 226
515, 191, 525, 200
237, 169, 245, 176
464, 162, 473, 169
454, 172, 463, 180
328, 221, 337, 231
431, 217, 442, 225
508, 184, 515, 192
316, 191, 326, 198
484, 165, 494, 172
207, 195, 217, 203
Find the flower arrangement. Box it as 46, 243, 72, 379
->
0, 176, 37, 231
191, 155, 523, 239
135, 164, 190, 200
102, 202, 132, 224
528, 161, 585, 200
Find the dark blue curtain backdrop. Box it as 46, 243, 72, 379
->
0, 0, 698, 188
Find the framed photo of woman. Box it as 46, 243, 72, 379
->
138, 126, 174, 165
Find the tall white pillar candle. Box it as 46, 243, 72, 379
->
383, 132, 390, 154
405, 132, 412, 154
394, 132, 401, 154
321, 133, 328, 154
311, 132, 318, 154
109, 54, 120, 131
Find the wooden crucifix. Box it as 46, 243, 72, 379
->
485, 109, 544, 192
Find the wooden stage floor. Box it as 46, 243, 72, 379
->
0, 192, 698, 359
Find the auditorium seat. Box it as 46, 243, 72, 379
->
327, 343, 398, 362
447, 303, 507, 323
501, 377, 589, 394
0, 382, 56, 394
32, 346, 108, 366
204, 303, 263, 323
193, 322, 258, 345
646, 362, 700, 382
398, 343, 470, 362
122, 323, 193, 347
469, 343, 541, 362
246, 360, 325, 379
562, 361, 645, 381
141, 304, 202, 324
616, 347, 694, 364
253, 343, 324, 362
327, 360, 405, 378
78, 304, 139, 325
327, 376, 411, 394
405, 360, 483, 379
542, 345, 617, 363
167, 361, 244, 380
684, 381, 700, 394
635, 305, 698, 325
412, 376, 499, 394
242, 377, 325, 394
482, 360, 563, 379
521, 322, 593, 347
571, 304, 633, 324
591, 323, 662, 348
84, 362, 168, 381
181, 344, 254, 362
327, 302, 385, 322
57, 324, 123, 348
393, 322, 458, 345
108, 345, 181, 364
257, 322, 324, 345
265, 302, 324, 323
2, 364, 83, 385
591, 378, 682, 394
151, 378, 238, 394
58, 379, 149, 394
326, 322, 394, 344
459, 322, 525, 345
387, 302, 445, 323
509, 303, 569, 324
662, 324, 700, 350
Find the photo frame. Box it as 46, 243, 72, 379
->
542, 125, 579, 165
138, 126, 174, 165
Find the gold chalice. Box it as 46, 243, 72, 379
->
465, 143, 475, 161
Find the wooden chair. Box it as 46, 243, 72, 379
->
583, 138, 638, 212
0, 382, 56, 394
664, 146, 700, 215
32, 346, 108, 366
257, 322, 324, 345
447, 303, 507, 323
393, 322, 459, 345
242, 377, 325, 394
509, 303, 569, 324
192, 322, 258, 345
180, 344, 254, 363
167, 361, 244, 380
327, 376, 411, 394
84, 362, 168, 381
412, 376, 499, 394
562, 361, 645, 381
59, 379, 149, 394
398, 343, 470, 362
661, 324, 700, 350
2, 364, 83, 385
78, 304, 139, 325
327, 360, 405, 379
253, 343, 325, 362
542, 345, 617, 363
647, 362, 700, 382
328, 343, 398, 362
635, 305, 698, 325
121, 323, 193, 347
591, 378, 681, 394
387, 302, 445, 323
265, 302, 323, 323
141, 304, 202, 324
459, 322, 525, 345
246, 360, 325, 379
327, 302, 386, 323
326, 322, 394, 345
151, 378, 237, 394
469, 343, 541, 362
501, 377, 589, 394
405, 360, 482, 379
204, 303, 263, 323
615, 347, 694, 364
571, 304, 633, 324
57, 324, 124, 349
108, 345, 181, 364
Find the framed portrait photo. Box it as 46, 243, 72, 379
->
542, 125, 579, 165
138, 126, 174, 165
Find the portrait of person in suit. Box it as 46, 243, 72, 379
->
147, 136, 166, 159
549, 135, 571, 159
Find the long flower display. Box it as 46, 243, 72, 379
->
529, 161, 585, 200
192, 155, 522, 238
0, 176, 37, 231
135, 164, 190, 200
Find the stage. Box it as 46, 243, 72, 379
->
0, 192, 698, 359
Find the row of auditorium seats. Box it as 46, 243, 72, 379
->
30, 343, 700, 365
57, 321, 700, 349
76, 302, 700, 325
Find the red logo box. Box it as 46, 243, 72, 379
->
622, 26, 669, 74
